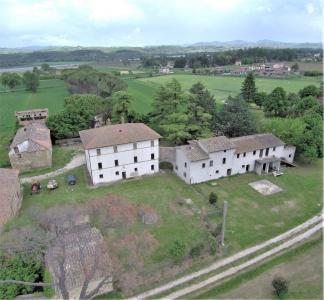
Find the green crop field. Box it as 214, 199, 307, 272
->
135, 74, 321, 107
0, 79, 69, 166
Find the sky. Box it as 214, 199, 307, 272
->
0, 0, 322, 47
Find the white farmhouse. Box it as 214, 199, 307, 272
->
79, 123, 161, 185
174, 134, 295, 184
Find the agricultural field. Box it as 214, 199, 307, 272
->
134, 74, 321, 109
195, 236, 323, 299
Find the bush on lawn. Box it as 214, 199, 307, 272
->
272, 275, 289, 297
189, 243, 204, 258
209, 192, 218, 205
169, 240, 186, 263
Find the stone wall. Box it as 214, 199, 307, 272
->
159, 147, 176, 165
9, 149, 52, 172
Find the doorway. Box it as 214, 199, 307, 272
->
227, 168, 232, 176
262, 163, 267, 172
246, 165, 250, 172
122, 171, 126, 179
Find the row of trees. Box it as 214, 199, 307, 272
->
1, 70, 39, 92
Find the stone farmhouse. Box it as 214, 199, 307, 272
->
0, 168, 22, 231
15, 108, 48, 126
174, 133, 295, 184
9, 122, 52, 171
79, 123, 161, 185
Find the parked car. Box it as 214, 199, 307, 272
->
31, 181, 41, 194
67, 175, 76, 185
47, 179, 58, 190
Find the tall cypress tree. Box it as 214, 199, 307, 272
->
241, 72, 257, 103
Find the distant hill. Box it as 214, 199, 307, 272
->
190, 39, 322, 49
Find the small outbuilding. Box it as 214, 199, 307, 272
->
15, 108, 48, 126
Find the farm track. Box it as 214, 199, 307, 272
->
131, 213, 323, 300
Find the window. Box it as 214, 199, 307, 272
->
273, 147, 276, 151
224, 150, 227, 153
96, 148, 101, 155
237, 154, 240, 158
243, 152, 246, 157
216, 170, 219, 174
223, 158, 226, 164
183, 172, 187, 178
151, 164, 155, 171
98, 162, 102, 169
115, 160, 119, 166
115, 171, 119, 175
99, 174, 103, 179
265, 148, 269, 156
113, 146, 117, 153
134, 156, 138, 163
202, 163, 206, 168
134, 167, 138, 172
151, 153, 155, 160
242, 165, 245, 168
184, 162, 187, 168
210, 160, 213, 167
289, 154, 292, 157
133, 143, 137, 149
253, 150, 256, 155
151, 140, 154, 147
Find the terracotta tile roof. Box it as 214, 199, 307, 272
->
230, 133, 285, 154
10, 122, 52, 152
79, 123, 161, 150
0, 168, 21, 229
178, 141, 209, 162
198, 136, 236, 153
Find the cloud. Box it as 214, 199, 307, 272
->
0, 0, 322, 47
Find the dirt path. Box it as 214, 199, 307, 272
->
20, 153, 85, 184
131, 214, 323, 300
165, 222, 323, 299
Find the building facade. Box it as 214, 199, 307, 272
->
174, 134, 295, 184
9, 122, 52, 171
0, 168, 22, 231
15, 108, 48, 126
79, 123, 161, 185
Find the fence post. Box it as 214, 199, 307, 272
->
220, 200, 228, 246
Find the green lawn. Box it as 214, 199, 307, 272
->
0, 79, 69, 166
195, 236, 323, 299
195, 159, 323, 253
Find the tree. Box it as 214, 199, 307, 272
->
295, 96, 321, 116
111, 91, 135, 123
263, 87, 289, 117
254, 91, 267, 107
209, 192, 217, 205
272, 276, 289, 297
291, 62, 299, 72
0, 253, 44, 299
98, 73, 126, 98
47, 94, 104, 139
299, 85, 320, 98
174, 57, 187, 68
22, 71, 39, 92
0, 72, 21, 90
241, 72, 257, 103
151, 79, 191, 144
217, 96, 256, 137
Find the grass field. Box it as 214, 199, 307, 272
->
0, 79, 69, 165
126, 74, 321, 114
195, 236, 323, 299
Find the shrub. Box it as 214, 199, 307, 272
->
189, 243, 204, 258
169, 240, 186, 263
159, 161, 173, 171
272, 276, 289, 297
209, 192, 218, 205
